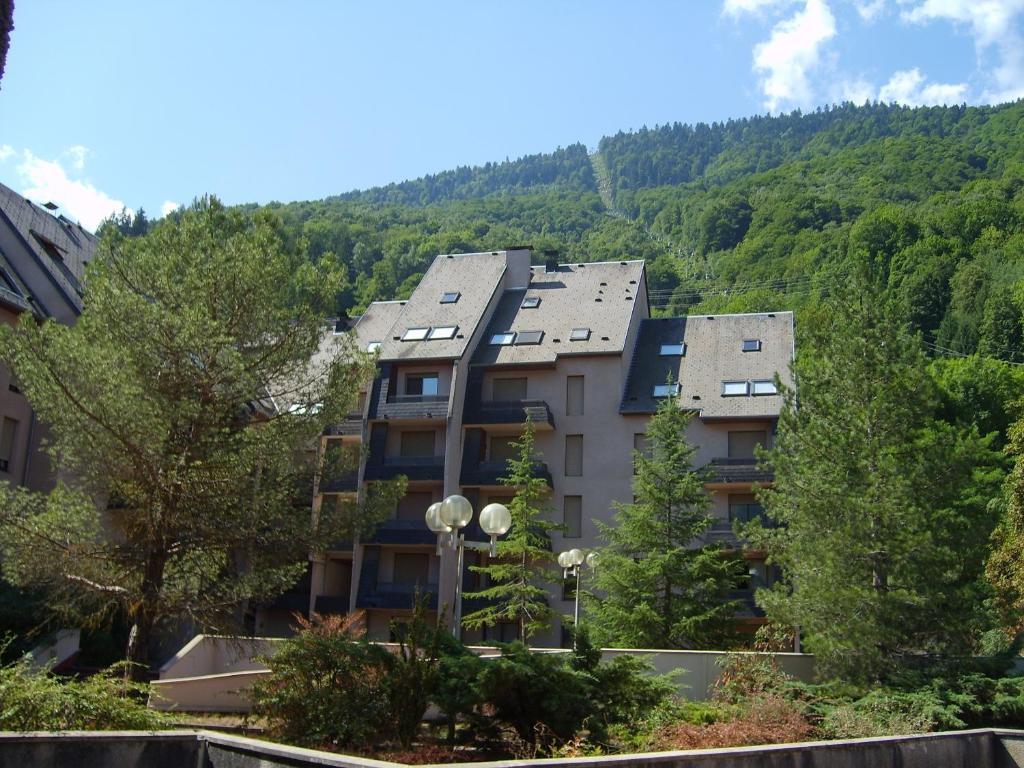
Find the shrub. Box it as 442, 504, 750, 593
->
251, 612, 396, 751
432, 638, 485, 744
0, 656, 166, 731
653, 694, 814, 750
817, 689, 947, 739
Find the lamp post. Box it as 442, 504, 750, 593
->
558, 549, 599, 643
426, 494, 511, 638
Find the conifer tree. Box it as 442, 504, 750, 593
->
586, 392, 742, 649
750, 273, 1002, 681
462, 419, 556, 642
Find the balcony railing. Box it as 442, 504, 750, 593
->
319, 471, 359, 493
314, 594, 351, 615
324, 413, 364, 437
466, 399, 555, 430
703, 458, 774, 485
460, 459, 552, 487
364, 455, 445, 482
365, 518, 438, 545
356, 581, 440, 610
377, 394, 449, 421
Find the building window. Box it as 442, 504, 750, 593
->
440, 291, 460, 304
406, 374, 439, 396
396, 491, 435, 521
366, 341, 381, 353
402, 327, 429, 341
399, 431, 436, 458
633, 433, 650, 474
489, 435, 519, 463
742, 339, 762, 352
728, 430, 767, 460
515, 330, 543, 345
8, 374, 20, 394
660, 343, 685, 356
0, 417, 17, 473
569, 328, 590, 341
427, 325, 457, 340
393, 552, 430, 586
566, 376, 584, 416
562, 575, 578, 601
722, 380, 749, 396
521, 296, 540, 309
490, 332, 515, 346
492, 377, 527, 401
752, 379, 778, 396
565, 435, 583, 477
563, 495, 582, 538
729, 494, 765, 524
653, 383, 680, 397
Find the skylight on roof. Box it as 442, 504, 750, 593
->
515, 330, 544, 345
490, 332, 515, 346
752, 379, 778, 395
653, 383, 681, 398
366, 341, 381, 353
742, 339, 762, 352
569, 328, 590, 341
521, 296, 541, 309
660, 343, 685, 356
722, 381, 749, 397
427, 325, 457, 340
440, 291, 460, 304
402, 327, 429, 341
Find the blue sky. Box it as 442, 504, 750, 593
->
0, 0, 1021, 229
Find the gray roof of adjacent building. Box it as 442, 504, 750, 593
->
376, 251, 509, 362
620, 311, 794, 418
472, 259, 647, 367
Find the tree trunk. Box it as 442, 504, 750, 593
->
126, 548, 168, 681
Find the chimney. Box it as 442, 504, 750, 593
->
544, 249, 559, 273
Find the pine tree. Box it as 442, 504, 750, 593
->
586, 392, 743, 649
751, 273, 1002, 682
462, 419, 556, 642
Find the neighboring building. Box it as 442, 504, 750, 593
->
260, 247, 794, 648
0, 182, 96, 491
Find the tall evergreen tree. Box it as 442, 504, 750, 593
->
462, 420, 556, 642
751, 273, 1002, 681
586, 393, 743, 649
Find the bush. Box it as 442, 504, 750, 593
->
251, 612, 396, 751
817, 689, 947, 739
0, 655, 166, 730
653, 694, 814, 750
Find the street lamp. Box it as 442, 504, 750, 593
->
426, 494, 510, 637
558, 549, 598, 641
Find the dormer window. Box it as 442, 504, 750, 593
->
407, 374, 439, 396
427, 325, 457, 340
402, 328, 429, 341
653, 383, 681, 398
752, 379, 778, 395
490, 332, 515, 346
569, 328, 590, 341
660, 343, 685, 356
440, 291, 460, 304
515, 330, 543, 345
722, 381, 750, 396
366, 341, 381, 353
521, 296, 541, 309
742, 339, 762, 352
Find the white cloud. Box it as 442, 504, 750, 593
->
160, 200, 180, 217
64, 145, 92, 171
752, 0, 837, 110
854, 0, 886, 21
16, 150, 128, 231
839, 77, 877, 103
902, 0, 1024, 102
878, 67, 968, 104
0, 145, 14, 163
723, 0, 796, 16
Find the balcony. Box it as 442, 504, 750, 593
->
364, 455, 445, 482
460, 459, 553, 488
465, 400, 555, 431
313, 594, 351, 615
324, 413, 364, 437
377, 394, 449, 421
356, 581, 440, 610
703, 458, 774, 485
365, 518, 438, 546
319, 471, 359, 494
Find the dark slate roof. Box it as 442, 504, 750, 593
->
620, 312, 794, 417
377, 252, 508, 362
0, 251, 31, 313
0, 182, 98, 316
472, 260, 646, 366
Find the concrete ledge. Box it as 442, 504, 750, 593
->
2, 728, 1024, 768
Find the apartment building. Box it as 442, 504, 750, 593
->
258, 248, 793, 647
0, 182, 95, 492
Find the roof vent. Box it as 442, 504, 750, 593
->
43, 201, 59, 211
544, 250, 559, 273
595, 297, 603, 302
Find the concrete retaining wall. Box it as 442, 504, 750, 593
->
2, 729, 1024, 768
